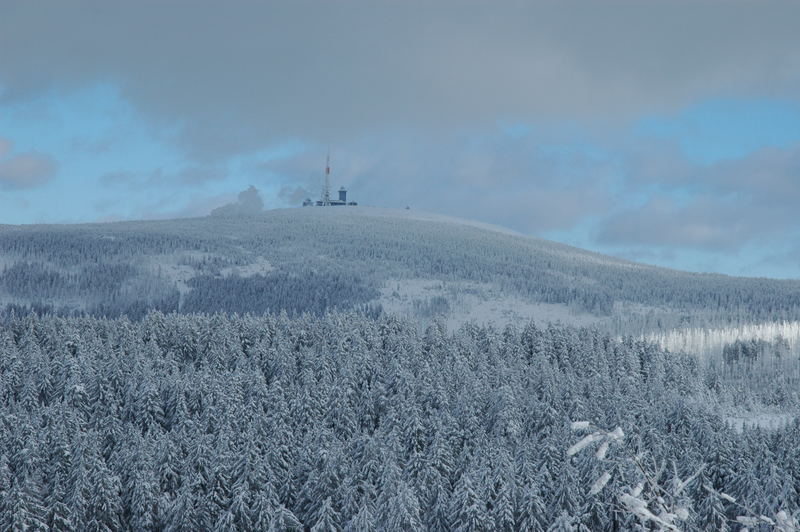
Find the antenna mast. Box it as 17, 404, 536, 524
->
322, 150, 331, 206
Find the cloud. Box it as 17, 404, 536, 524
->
175, 166, 228, 184
210, 185, 265, 217
597, 141, 800, 252
710, 145, 800, 207
596, 197, 750, 251
99, 165, 227, 188
93, 190, 240, 222
142, 193, 238, 221
0, 138, 56, 190
1, 1, 799, 159
99, 170, 137, 187
0, 137, 12, 157
279, 185, 313, 205
0, 151, 57, 189
264, 129, 617, 233
624, 140, 698, 188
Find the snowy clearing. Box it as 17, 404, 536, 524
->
379, 278, 601, 330
725, 412, 796, 433
219, 256, 274, 278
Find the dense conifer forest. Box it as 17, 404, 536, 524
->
1, 311, 799, 530
5, 0, 800, 529
3, 208, 800, 332
2, 210, 800, 530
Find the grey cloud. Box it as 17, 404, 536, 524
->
0, 137, 11, 158
0, 151, 57, 189
279, 185, 313, 205
752, 239, 800, 279
709, 146, 800, 205
596, 197, 752, 251
2, 1, 799, 158
597, 141, 800, 252
622, 142, 800, 204
210, 186, 265, 217
624, 140, 698, 188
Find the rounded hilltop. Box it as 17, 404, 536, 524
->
2, 205, 800, 333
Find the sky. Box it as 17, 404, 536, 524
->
1, 0, 800, 278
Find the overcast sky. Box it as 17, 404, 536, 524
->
2, 0, 800, 278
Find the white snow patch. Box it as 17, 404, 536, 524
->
643, 320, 800, 360
220, 256, 274, 278
379, 278, 601, 329
146, 253, 274, 306
725, 412, 795, 433
148, 259, 197, 296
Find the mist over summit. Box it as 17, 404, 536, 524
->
209, 186, 265, 218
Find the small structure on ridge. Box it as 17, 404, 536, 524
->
302, 152, 357, 207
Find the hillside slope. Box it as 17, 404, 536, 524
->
1, 206, 799, 333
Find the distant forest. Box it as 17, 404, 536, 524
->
2, 211, 800, 333
1, 311, 799, 530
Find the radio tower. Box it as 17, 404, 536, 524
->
321, 150, 332, 206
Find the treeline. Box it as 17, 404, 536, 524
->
0, 259, 181, 320
0, 230, 211, 267
182, 270, 380, 316
1, 266, 382, 320
0, 262, 140, 301
1, 311, 799, 530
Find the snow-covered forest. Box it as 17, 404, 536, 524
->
2, 209, 800, 530
1, 310, 799, 530
6, 0, 800, 528
3, 208, 800, 334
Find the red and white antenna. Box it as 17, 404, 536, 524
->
322, 149, 332, 206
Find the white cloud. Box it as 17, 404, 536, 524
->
0, 152, 57, 189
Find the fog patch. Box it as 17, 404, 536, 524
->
210, 185, 265, 217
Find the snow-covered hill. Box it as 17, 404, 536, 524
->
1, 206, 800, 334
3, 209, 800, 531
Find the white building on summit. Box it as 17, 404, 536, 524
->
302, 153, 357, 207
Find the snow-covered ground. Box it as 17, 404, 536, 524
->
354, 207, 645, 269
379, 278, 601, 330
360, 208, 528, 238
219, 256, 274, 278
146, 253, 205, 296
725, 411, 796, 433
